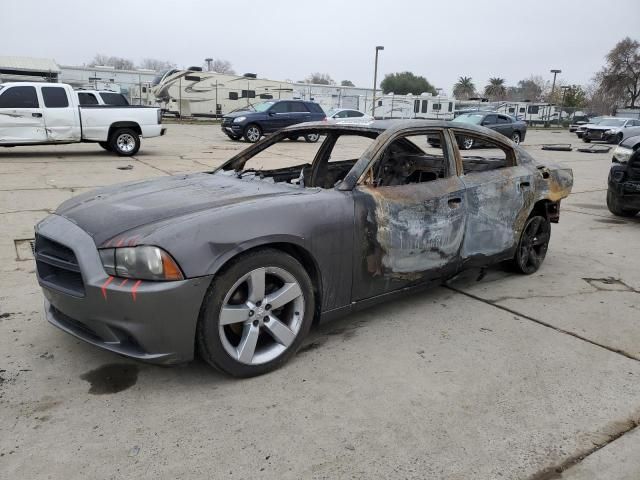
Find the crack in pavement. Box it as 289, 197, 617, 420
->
525, 424, 640, 480
445, 285, 640, 362
446, 285, 640, 477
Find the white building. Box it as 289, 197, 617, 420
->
0, 56, 60, 83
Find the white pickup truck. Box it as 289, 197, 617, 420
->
0, 82, 166, 156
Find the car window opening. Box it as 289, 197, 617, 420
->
221, 131, 377, 189
364, 132, 450, 187
453, 132, 514, 173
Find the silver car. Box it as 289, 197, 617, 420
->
583, 117, 640, 144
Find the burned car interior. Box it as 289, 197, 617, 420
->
219, 125, 518, 191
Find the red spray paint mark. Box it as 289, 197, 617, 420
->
101, 276, 114, 300
119, 278, 129, 287
116, 238, 124, 247
128, 236, 140, 246
131, 280, 142, 301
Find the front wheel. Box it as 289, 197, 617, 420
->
304, 133, 320, 143
243, 124, 262, 143
512, 215, 550, 274
109, 128, 140, 156
582, 137, 591, 143
197, 249, 315, 377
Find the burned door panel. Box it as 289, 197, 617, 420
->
352, 177, 466, 301
460, 166, 536, 265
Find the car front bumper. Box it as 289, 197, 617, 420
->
221, 124, 243, 136
36, 214, 211, 365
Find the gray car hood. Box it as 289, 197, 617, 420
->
55, 172, 305, 246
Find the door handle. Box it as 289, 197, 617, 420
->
448, 197, 462, 208
32, 112, 43, 118
519, 181, 531, 188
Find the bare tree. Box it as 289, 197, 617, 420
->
204, 59, 236, 75
89, 54, 135, 70
341, 80, 355, 87
597, 37, 640, 108
139, 58, 176, 71
305, 73, 335, 85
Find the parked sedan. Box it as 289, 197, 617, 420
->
608, 135, 640, 217
575, 116, 604, 138
35, 120, 572, 377
583, 117, 640, 144
441, 112, 527, 149
326, 108, 373, 122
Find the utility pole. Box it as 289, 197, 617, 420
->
205, 58, 213, 72
560, 85, 570, 127
372, 46, 384, 118
549, 69, 561, 125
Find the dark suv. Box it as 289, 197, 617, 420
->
607, 135, 640, 217
221, 100, 326, 142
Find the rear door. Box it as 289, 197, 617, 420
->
453, 129, 535, 266
287, 102, 311, 126
40, 86, 80, 142
0, 85, 47, 144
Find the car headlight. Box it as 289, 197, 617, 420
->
604, 129, 614, 135
233, 116, 246, 123
99, 246, 184, 281
613, 146, 633, 163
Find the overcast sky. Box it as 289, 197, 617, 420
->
2, 0, 638, 93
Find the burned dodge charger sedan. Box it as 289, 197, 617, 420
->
35, 120, 573, 377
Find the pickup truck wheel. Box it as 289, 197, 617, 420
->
511, 132, 521, 144
197, 248, 315, 377
110, 128, 140, 156
513, 215, 550, 274
304, 133, 320, 143
98, 142, 113, 152
243, 124, 262, 143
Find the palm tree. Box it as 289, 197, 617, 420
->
484, 77, 507, 100
453, 76, 476, 99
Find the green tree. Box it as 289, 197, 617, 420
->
484, 77, 507, 100
563, 85, 587, 108
453, 76, 475, 99
380, 72, 437, 95
597, 37, 640, 107
341, 80, 355, 87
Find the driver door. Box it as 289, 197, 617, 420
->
351, 129, 466, 301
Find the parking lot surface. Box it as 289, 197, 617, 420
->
1, 125, 639, 479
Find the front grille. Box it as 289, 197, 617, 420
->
587, 130, 603, 139
35, 234, 85, 297
222, 117, 233, 126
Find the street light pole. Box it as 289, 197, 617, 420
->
545, 68, 562, 125
560, 85, 570, 127
372, 46, 384, 118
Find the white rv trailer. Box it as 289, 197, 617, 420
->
456, 99, 565, 125
151, 69, 296, 117
361, 93, 455, 120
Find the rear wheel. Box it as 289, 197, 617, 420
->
582, 137, 591, 143
512, 215, 550, 274
511, 132, 521, 144
461, 137, 474, 150
98, 142, 112, 151
607, 190, 639, 217
243, 124, 262, 143
109, 128, 140, 156
197, 249, 315, 377
287, 135, 299, 141
304, 133, 320, 143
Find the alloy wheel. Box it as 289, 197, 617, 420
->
218, 267, 305, 365
246, 127, 260, 142
116, 134, 136, 153
517, 216, 550, 274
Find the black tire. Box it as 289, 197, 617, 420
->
583, 137, 591, 143
614, 133, 623, 144
512, 215, 551, 274
607, 190, 639, 217
98, 142, 112, 152
243, 124, 262, 143
197, 248, 315, 377
288, 135, 299, 141
109, 128, 140, 156
511, 131, 521, 144
304, 133, 320, 143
